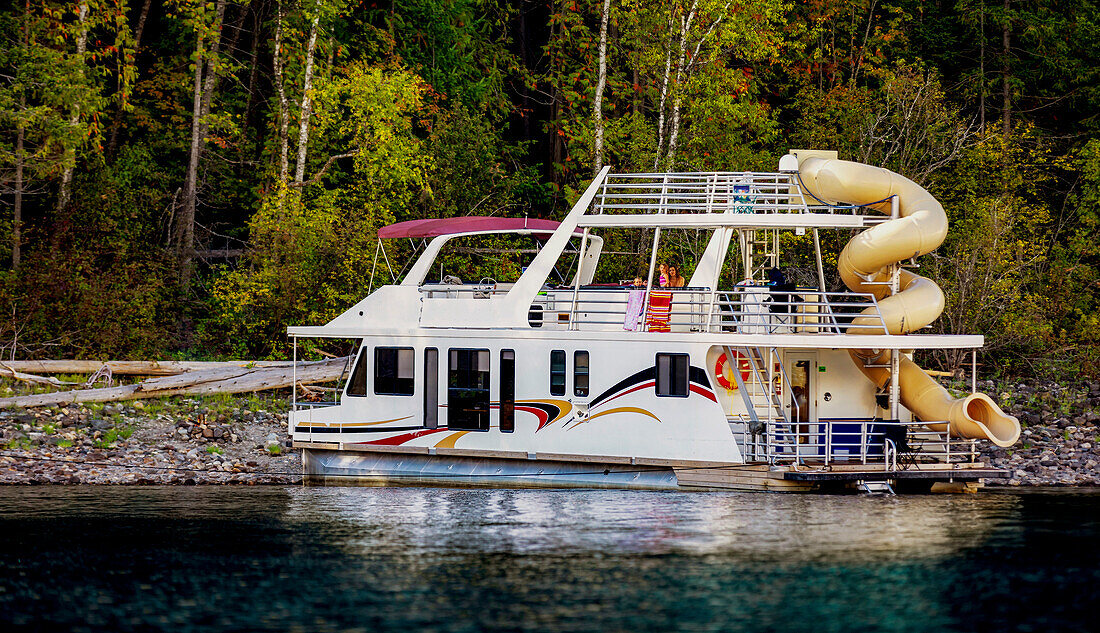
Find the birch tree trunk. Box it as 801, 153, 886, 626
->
654, 11, 677, 169
56, 2, 89, 214
664, 3, 696, 170
293, 15, 321, 184
1001, 0, 1011, 136
979, 2, 985, 132
592, 0, 611, 175
107, 0, 153, 156
14, 93, 24, 269
273, 0, 290, 194
176, 0, 227, 285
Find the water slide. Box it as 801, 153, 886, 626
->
795, 154, 1021, 448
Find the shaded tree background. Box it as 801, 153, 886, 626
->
0, 0, 1096, 376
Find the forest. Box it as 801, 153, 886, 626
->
0, 0, 1097, 377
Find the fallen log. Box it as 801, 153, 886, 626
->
0, 364, 82, 388
0, 357, 350, 408
0, 360, 296, 377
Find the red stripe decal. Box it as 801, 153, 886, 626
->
690, 384, 717, 402
515, 405, 550, 427
353, 429, 449, 446
597, 380, 656, 408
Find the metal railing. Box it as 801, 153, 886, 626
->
591, 172, 883, 218
729, 418, 979, 467
524, 286, 886, 334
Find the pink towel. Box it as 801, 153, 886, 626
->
623, 289, 645, 331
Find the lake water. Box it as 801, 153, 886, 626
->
0, 486, 1096, 633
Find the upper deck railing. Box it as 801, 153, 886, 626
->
420, 283, 888, 335
588, 172, 885, 221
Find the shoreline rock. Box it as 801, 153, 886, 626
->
978, 379, 1100, 487
0, 397, 301, 485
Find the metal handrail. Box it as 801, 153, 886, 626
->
536, 286, 890, 334
591, 172, 884, 217
729, 418, 981, 466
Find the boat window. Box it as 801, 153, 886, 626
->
500, 350, 515, 432
448, 349, 490, 431
346, 348, 369, 397
574, 351, 589, 397
375, 347, 414, 395
424, 348, 438, 429
550, 350, 566, 396
656, 353, 689, 397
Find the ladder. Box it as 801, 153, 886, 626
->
725, 345, 798, 463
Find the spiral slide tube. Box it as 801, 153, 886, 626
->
796, 156, 1020, 447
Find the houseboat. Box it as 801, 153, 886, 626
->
287, 149, 1020, 493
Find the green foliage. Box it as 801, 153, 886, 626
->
925, 131, 1057, 373
94, 427, 125, 448
0, 0, 1093, 379
205, 445, 223, 454
205, 64, 433, 357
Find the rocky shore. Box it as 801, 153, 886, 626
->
0, 396, 301, 484
978, 379, 1100, 487
1, 379, 1098, 487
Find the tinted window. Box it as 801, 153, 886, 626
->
346, 348, 369, 397
550, 350, 566, 396
574, 351, 589, 397
500, 350, 515, 432
656, 353, 689, 397
424, 348, 439, 428
448, 349, 490, 431
375, 347, 414, 395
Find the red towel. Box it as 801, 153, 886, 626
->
646, 291, 673, 332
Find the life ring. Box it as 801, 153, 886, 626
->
714, 351, 752, 390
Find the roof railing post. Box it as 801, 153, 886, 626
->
568, 228, 590, 331
971, 348, 977, 394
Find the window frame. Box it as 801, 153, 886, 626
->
500, 350, 515, 433
424, 347, 439, 429
549, 349, 566, 396
374, 346, 415, 396
573, 350, 590, 397
447, 348, 491, 432
655, 353, 690, 398
346, 347, 370, 397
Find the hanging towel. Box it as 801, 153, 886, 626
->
739, 283, 770, 334
646, 290, 673, 332
623, 289, 646, 331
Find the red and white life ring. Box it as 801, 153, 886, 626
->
714, 351, 752, 390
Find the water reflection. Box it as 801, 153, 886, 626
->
0, 487, 1095, 633
284, 487, 1024, 561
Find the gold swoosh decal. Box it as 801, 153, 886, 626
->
296, 415, 414, 428
434, 431, 469, 448
569, 406, 661, 429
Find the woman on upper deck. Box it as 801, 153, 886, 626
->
667, 265, 685, 288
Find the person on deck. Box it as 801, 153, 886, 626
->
658, 263, 669, 287
667, 265, 686, 288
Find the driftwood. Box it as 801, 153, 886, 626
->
0, 360, 296, 377
0, 357, 350, 408
0, 364, 82, 388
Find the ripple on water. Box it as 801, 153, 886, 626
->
0, 486, 1096, 633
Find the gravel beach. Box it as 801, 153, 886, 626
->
0, 396, 301, 484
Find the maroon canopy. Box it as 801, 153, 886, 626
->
378, 216, 576, 239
